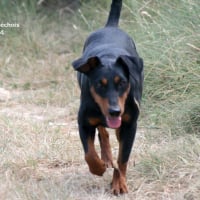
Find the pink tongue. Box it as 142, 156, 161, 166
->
106, 116, 121, 129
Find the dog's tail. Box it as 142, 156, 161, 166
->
105, 0, 122, 27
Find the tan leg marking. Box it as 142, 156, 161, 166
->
85, 138, 106, 176
111, 129, 128, 195
111, 162, 128, 195
98, 126, 113, 168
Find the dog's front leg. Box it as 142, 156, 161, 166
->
79, 124, 106, 176
111, 122, 137, 195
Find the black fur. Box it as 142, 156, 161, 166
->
72, 0, 144, 194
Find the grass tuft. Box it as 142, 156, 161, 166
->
135, 153, 166, 180
170, 98, 200, 136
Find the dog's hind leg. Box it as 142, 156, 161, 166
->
98, 126, 114, 168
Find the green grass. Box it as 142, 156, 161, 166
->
0, 0, 200, 199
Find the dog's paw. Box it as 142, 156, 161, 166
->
111, 178, 128, 195
87, 158, 106, 176
111, 169, 128, 195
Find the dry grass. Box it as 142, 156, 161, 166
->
1, 110, 200, 199
0, 0, 200, 199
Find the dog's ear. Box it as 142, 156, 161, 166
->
117, 55, 144, 110
72, 56, 100, 74
118, 55, 143, 74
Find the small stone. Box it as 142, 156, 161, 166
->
0, 88, 11, 101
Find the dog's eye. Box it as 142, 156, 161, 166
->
96, 79, 108, 89
118, 80, 127, 88
96, 81, 105, 89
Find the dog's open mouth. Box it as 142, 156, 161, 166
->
106, 116, 121, 129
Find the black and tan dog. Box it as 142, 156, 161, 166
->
72, 0, 143, 195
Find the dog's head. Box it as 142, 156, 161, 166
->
72, 55, 143, 128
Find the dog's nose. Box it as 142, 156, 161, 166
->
109, 106, 121, 117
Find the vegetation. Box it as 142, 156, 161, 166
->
0, 0, 199, 199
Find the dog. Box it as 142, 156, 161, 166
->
72, 0, 143, 195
